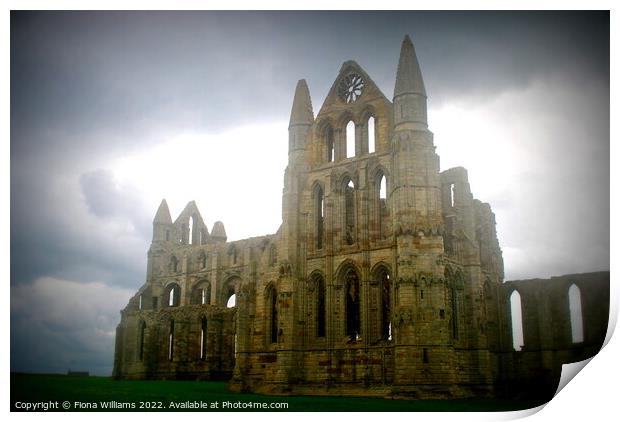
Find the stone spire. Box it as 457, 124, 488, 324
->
153, 199, 172, 224
393, 35, 427, 129
288, 79, 314, 128
394, 35, 426, 98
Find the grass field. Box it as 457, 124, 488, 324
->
11, 373, 548, 412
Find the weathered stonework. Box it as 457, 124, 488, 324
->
113, 36, 609, 400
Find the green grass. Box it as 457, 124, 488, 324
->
11, 373, 548, 412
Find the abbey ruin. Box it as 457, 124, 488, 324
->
113, 36, 609, 400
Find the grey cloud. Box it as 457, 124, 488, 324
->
11, 278, 134, 375
79, 169, 151, 237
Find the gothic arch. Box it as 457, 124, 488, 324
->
335, 259, 363, 281
191, 280, 211, 305
336, 110, 357, 128
264, 282, 278, 344
308, 271, 327, 338
318, 121, 336, 163
359, 104, 378, 122
311, 181, 326, 250
372, 263, 392, 341
338, 263, 361, 342
163, 282, 181, 308
315, 117, 334, 138
220, 276, 241, 307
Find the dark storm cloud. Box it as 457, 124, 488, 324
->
10, 11, 609, 375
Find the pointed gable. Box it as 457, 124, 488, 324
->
174, 200, 206, 230
315, 60, 391, 120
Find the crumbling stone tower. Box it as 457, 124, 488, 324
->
113, 35, 608, 399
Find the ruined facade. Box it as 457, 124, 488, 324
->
113, 36, 609, 399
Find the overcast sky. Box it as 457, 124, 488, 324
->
10, 11, 609, 375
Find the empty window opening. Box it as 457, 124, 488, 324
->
227, 293, 236, 308
315, 186, 324, 250
316, 275, 326, 337
346, 121, 355, 158
139, 321, 146, 361
200, 317, 208, 360
450, 183, 456, 207
201, 288, 207, 305
345, 268, 361, 342
423, 348, 429, 363
139, 294, 143, 310
168, 289, 175, 307
166, 284, 181, 307
379, 175, 387, 200
569, 284, 584, 343
420, 290, 424, 300
344, 179, 355, 245
326, 127, 334, 163
270, 288, 278, 344
510, 290, 524, 351
368, 116, 376, 153
188, 216, 194, 245
439, 309, 445, 319
168, 320, 174, 361
377, 268, 391, 341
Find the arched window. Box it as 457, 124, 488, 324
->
375, 173, 388, 239
222, 279, 238, 308
267, 286, 278, 344
368, 116, 376, 153
200, 317, 208, 360
344, 266, 361, 342
510, 290, 524, 351
346, 121, 355, 158
138, 321, 146, 361
375, 266, 391, 341
168, 320, 174, 361
188, 216, 194, 245
312, 273, 326, 338
344, 179, 355, 245
569, 284, 584, 343
191, 282, 211, 305
139, 294, 143, 310
325, 126, 334, 163
165, 283, 181, 307
315, 185, 324, 250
